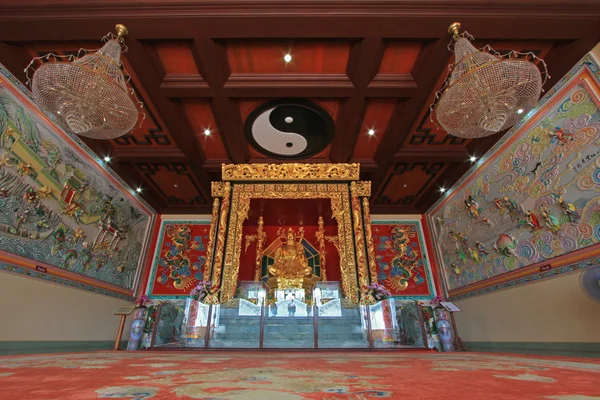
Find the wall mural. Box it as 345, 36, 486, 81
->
372, 221, 435, 299
148, 220, 210, 298
0, 66, 153, 295
428, 55, 600, 293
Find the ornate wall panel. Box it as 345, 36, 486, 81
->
428, 54, 600, 297
371, 220, 435, 299
0, 65, 154, 298
147, 219, 211, 298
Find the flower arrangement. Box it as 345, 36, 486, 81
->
366, 283, 392, 302
430, 295, 445, 309
134, 294, 150, 309
190, 280, 213, 302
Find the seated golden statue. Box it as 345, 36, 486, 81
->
268, 228, 312, 279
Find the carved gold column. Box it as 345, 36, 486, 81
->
350, 182, 370, 301
339, 188, 359, 303
253, 216, 266, 281
221, 185, 250, 303
206, 181, 230, 304
315, 216, 328, 281
204, 197, 220, 280
361, 197, 378, 284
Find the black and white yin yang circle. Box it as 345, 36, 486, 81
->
244, 99, 335, 159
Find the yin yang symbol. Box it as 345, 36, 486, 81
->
244, 99, 335, 159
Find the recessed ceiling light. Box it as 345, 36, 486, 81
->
103, 156, 111, 162
516, 108, 524, 114
136, 187, 142, 193
204, 129, 211, 136
174, 184, 178, 188
470, 156, 477, 162
440, 187, 446, 193
368, 129, 375, 136
284, 54, 292, 63
403, 184, 407, 188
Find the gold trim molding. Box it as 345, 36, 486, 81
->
221, 163, 360, 181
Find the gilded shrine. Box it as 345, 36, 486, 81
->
202, 163, 378, 305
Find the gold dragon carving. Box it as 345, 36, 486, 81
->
221, 163, 360, 181
203, 197, 220, 280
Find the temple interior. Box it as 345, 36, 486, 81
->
0, 1, 599, 399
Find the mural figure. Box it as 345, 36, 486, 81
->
524, 210, 542, 231
558, 196, 579, 222
539, 205, 561, 233
493, 234, 518, 258
476, 241, 489, 258
548, 126, 574, 146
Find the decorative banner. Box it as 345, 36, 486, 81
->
0, 64, 153, 297
372, 221, 434, 299
148, 220, 210, 298
428, 54, 600, 294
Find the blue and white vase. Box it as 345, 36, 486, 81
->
435, 308, 454, 352
127, 307, 146, 351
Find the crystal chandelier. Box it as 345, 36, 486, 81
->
431, 22, 549, 139
27, 24, 143, 140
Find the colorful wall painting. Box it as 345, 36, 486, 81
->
427, 54, 600, 295
147, 219, 210, 298
371, 220, 435, 300
0, 64, 154, 297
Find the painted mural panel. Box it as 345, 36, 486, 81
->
372, 221, 435, 299
0, 66, 153, 294
428, 55, 600, 292
148, 220, 210, 298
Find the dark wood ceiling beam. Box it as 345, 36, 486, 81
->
110, 148, 188, 162
0, 42, 30, 84
542, 37, 600, 92
2, 13, 598, 41
191, 37, 250, 163
222, 73, 355, 97
109, 162, 167, 212
162, 205, 213, 215
393, 148, 471, 163
418, 161, 471, 212
124, 37, 212, 200
330, 37, 385, 163
371, 37, 452, 198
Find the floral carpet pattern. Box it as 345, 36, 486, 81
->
0, 351, 598, 399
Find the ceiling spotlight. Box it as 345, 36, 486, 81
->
135, 187, 142, 193
440, 187, 446, 193
403, 184, 408, 188
103, 156, 111, 162
174, 184, 178, 188
469, 156, 477, 162
516, 108, 524, 114
204, 129, 211, 136
284, 54, 292, 63
368, 129, 375, 136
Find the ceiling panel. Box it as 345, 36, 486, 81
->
377, 41, 422, 74
136, 163, 206, 206
181, 99, 229, 160
225, 40, 352, 74
352, 99, 397, 160
153, 41, 201, 76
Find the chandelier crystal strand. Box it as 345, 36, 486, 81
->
27, 24, 144, 140
430, 22, 549, 139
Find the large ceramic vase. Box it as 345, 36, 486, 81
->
435, 308, 454, 352
126, 307, 146, 351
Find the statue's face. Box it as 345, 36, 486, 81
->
286, 232, 294, 243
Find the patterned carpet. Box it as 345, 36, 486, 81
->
0, 351, 598, 399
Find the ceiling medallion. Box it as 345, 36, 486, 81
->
430, 22, 549, 139
244, 99, 335, 159
26, 24, 144, 140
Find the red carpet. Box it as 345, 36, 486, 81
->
0, 351, 598, 399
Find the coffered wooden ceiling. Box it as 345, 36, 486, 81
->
1, 0, 599, 214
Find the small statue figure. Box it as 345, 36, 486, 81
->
476, 241, 489, 258
503, 196, 518, 212
539, 205, 561, 233
558, 196, 579, 222
480, 217, 494, 227
494, 198, 506, 214
268, 228, 312, 278
525, 210, 542, 230
465, 195, 480, 219
467, 247, 479, 263
451, 263, 461, 275
455, 248, 466, 262
549, 126, 574, 146
23, 188, 38, 203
